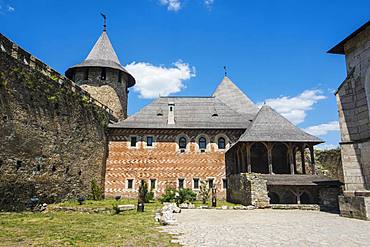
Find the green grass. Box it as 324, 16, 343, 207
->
0, 199, 179, 247
0, 199, 240, 246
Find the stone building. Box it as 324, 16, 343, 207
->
65, 26, 135, 120
329, 20, 370, 220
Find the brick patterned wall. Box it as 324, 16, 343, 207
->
105, 128, 244, 200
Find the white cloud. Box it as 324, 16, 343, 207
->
304, 121, 340, 136
125, 61, 195, 99
7, 5, 14, 12
263, 89, 327, 125
204, 0, 214, 8
315, 143, 340, 151
159, 0, 181, 12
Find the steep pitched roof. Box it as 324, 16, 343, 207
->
65, 31, 135, 87
328, 20, 370, 54
238, 105, 322, 143
212, 76, 259, 115
110, 96, 252, 129
85, 31, 120, 63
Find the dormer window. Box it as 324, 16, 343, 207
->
212, 113, 218, 117
101, 68, 106, 80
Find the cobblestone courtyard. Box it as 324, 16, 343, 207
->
161, 209, 370, 247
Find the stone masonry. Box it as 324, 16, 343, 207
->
227, 173, 270, 208
331, 21, 370, 220
0, 34, 110, 211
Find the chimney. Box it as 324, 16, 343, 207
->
167, 102, 175, 125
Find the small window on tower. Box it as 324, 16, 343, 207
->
208, 178, 214, 189
118, 72, 122, 83
101, 68, 106, 80
84, 68, 89, 80
222, 178, 227, 189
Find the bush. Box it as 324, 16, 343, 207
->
159, 187, 176, 203
145, 190, 155, 203
90, 179, 103, 201
177, 188, 196, 204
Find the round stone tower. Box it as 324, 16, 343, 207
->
65, 19, 135, 120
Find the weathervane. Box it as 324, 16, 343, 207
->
101, 13, 107, 32
224, 66, 227, 76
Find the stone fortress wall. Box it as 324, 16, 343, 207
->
0, 34, 112, 211
335, 25, 370, 220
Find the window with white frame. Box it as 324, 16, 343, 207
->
130, 136, 137, 147
193, 178, 200, 190
208, 178, 214, 189
218, 137, 226, 149
179, 136, 187, 152
178, 178, 185, 189
199, 137, 207, 152
150, 179, 156, 190
146, 136, 154, 147
222, 178, 227, 190
127, 179, 134, 190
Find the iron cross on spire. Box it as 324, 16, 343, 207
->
224, 66, 227, 77
101, 13, 107, 32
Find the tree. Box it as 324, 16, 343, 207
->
199, 180, 210, 204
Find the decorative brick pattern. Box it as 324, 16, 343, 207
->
105, 129, 244, 199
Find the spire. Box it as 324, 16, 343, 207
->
101, 13, 107, 32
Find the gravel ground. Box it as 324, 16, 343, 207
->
160, 209, 370, 247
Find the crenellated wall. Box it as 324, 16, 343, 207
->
0, 33, 112, 211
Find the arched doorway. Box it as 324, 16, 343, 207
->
272, 143, 289, 174
251, 142, 269, 174
300, 192, 312, 204
268, 192, 280, 204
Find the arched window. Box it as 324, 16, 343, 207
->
199, 137, 207, 150
179, 137, 187, 150
218, 137, 226, 149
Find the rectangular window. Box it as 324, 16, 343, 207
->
127, 179, 133, 189
146, 136, 153, 147
118, 71, 122, 83
193, 178, 200, 189
130, 136, 137, 147
178, 178, 184, 189
101, 68, 106, 80
208, 178, 214, 189
222, 178, 227, 189
150, 179, 156, 189
84, 68, 89, 80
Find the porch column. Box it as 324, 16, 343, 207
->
246, 143, 252, 173
309, 145, 316, 175
288, 144, 295, 175
236, 148, 241, 173
301, 145, 306, 174
240, 145, 246, 173
267, 143, 273, 174
293, 147, 297, 173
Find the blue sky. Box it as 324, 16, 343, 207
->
1, 0, 369, 149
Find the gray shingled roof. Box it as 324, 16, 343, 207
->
110, 97, 252, 129
65, 31, 135, 87
212, 76, 259, 115
238, 105, 323, 143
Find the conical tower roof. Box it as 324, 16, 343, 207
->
212, 76, 258, 115
238, 105, 323, 143
65, 30, 135, 87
